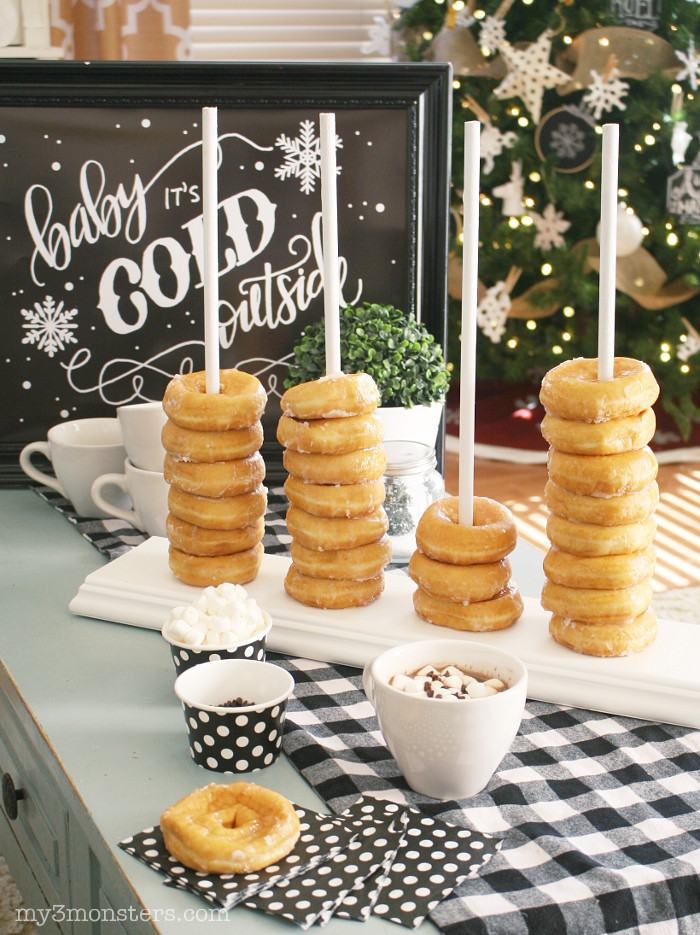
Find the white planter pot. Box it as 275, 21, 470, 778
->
377, 401, 444, 450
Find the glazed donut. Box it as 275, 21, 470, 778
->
547, 446, 658, 497
168, 485, 267, 531
408, 551, 512, 603
277, 412, 384, 455
540, 357, 659, 422
541, 578, 653, 625
284, 565, 384, 609
540, 407, 656, 455
166, 514, 264, 557
545, 479, 659, 526
168, 542, 263, 587
281, 373, 380, 420
286, 505, 388, 552
283, 446, 387, 485
546, 513, 656, 556
289, 536, 391, 580
284, 475, 385, 518
162, 369, 267, 431
413, 585, 523, 632
164, 452, 265, 498
543, 546, 656, 590
549, 609, 657, 657
160, 782, 300, 874
162, 419, 263, 463
415, 497, 517, 566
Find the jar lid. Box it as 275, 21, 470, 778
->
383, 440, 437, 477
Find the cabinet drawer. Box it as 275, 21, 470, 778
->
0, 677, 69, 911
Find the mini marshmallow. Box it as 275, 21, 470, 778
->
164, 583, 269, 647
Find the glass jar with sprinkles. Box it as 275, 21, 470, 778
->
382, 441, 445, 562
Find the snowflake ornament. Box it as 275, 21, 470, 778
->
676, 38, 699, 92
275, 120, 342, 195
550, 120, 586, 160
582, 68, 629, 120
530, 203, 571, 251
361, 15, 391, 56
477, 283, 512, 343
677, 330, 700, 362
480, 124, 517, 174
479, 15, 506, 54
21, 295, 78, 358
494, 30, 570, 124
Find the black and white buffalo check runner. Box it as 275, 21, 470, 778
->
36, 483, 700, 933
271, 655, 700, 935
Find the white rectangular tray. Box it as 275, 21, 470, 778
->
69, 538, 700, 729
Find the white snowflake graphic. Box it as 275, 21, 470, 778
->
21, 295, 78, 358
530, 203, 571, 252
477, 283, 512, 344
275, 119, 343, 195
550, 121, 586, 160
676, 37, 699, 92
582, 68, 629, 120
479, 15, 506, 53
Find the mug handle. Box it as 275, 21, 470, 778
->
90, 474, 139, 527
19, 442, 66, 496
362, 662, 375, 707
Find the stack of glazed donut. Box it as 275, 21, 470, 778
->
277, 373, 391, 608
161, 369, 268, 587
409, 496, 523, 631
539, 357, 660, 657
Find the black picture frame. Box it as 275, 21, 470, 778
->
0, 60, 452, 486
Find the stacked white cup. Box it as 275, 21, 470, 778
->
91, 402, 169, 536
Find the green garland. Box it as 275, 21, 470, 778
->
398, 0, 700, 437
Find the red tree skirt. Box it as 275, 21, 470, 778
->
446, 381, 700, 465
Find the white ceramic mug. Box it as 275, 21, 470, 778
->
20, 418, 126, 518
364, 639, 527, 800
91, 458, 169, 537
116, 401, 167, 473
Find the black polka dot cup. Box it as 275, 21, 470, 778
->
363, 639, 527, 800
173, 658, 294, 774
162, 613, 271, 674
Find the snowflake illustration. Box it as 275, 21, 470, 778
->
549, 121, 586, 160
582, 68, 629, 120
479, 15, 506, 53
275, 119, 342, 195
21, 295, 78, 358
530, 203, 571, 252
477, 283, 511, 344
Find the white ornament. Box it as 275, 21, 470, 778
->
493, 160, 525, 216
455, 7, 475, 28
671, 121, 693, 166
494, 30, 570, 124
480, 124, 517, 174
676, 38, 699, 92
530, 203, 571, 252
677, 332, 700, 362
478, 15, 506, 54
21, 296, 79, 358
596, 203, 644, 257
476, 283, 512, 343
582, 68, 629, 120
361, 15, 391, 57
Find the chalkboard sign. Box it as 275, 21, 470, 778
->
0, 61, 451, 485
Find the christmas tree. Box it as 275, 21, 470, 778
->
392, 0, 699, 437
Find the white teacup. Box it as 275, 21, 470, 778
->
91, 458, 169, 537
20, 418, 126, 518
364, 639, 527, 800
117, 401, 167, 473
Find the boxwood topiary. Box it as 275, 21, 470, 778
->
284, 302, 451, 408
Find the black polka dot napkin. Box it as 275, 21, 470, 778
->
118, 806, 356, 911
